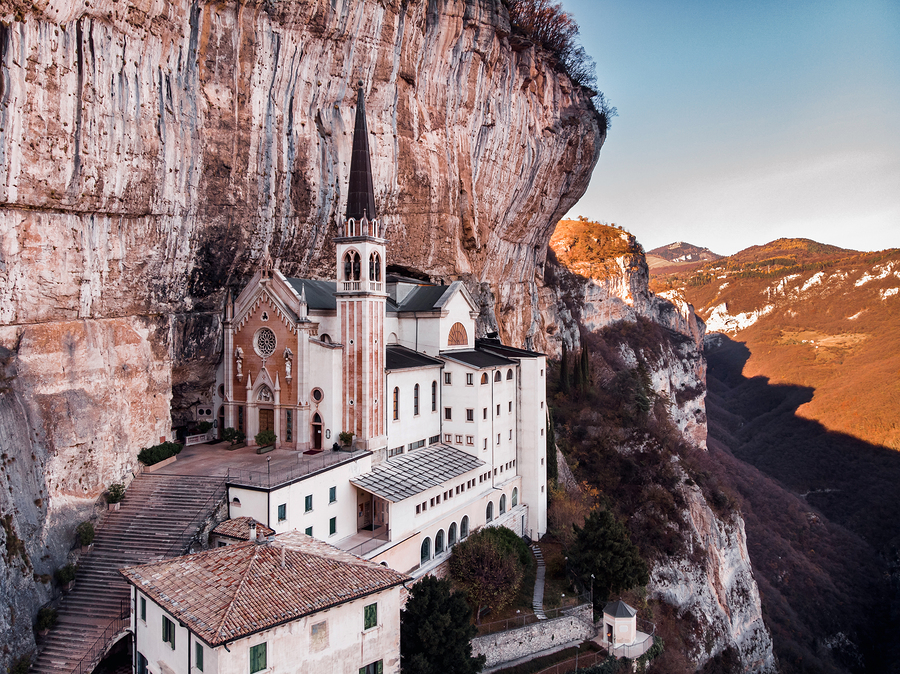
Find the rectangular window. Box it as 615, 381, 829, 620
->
456, 486, 460, 494
444, 407, 452, 421
364, 603, 378, 630
359, 661, 384, 674
455, 434, 462, 444
408, 439, 425, 451
389, 446, 404, 457
422, 501, 427, 511
444, 372, 452, 385
429, 434, 440, 445
466, 373, 474, 385
416, 504, 421, 515
509, 402, 512, 413
140, 596, 146, 622
195, 642, 204, 672
483, 438, 487, 450
305, 526, 313, 536
329, 517, 337, 536
277, 503, 286, 522
466, 409, 474, 422
305, 494, 313, 512
509, 429, 513, 440
250, 643, 267, 674
497, 433, 501, 445
483, 408, 487, 420
137, 653, 148, 674
444, 433, 452, 443
329, 486, 337, 503
285, 410, 293, 442
162, 616, 175, 650
430, 497, 435, 507
496, 404, 500, 416
436, 494, 441, 504
466, 435, 474, 445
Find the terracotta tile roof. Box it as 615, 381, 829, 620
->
120, 531, 408, 646
211, 517, 274, 541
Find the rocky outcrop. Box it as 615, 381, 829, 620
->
0, 0, 602, 664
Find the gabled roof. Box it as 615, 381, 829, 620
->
475, 338, 545, 359
441, 349, 517, 369
120, 532, 407, 647
211, 517, 274, 542
603, 600, 637, 619
385, 345, 444, 371
391, 284, 450, 312
285, 279, 338, 310
351, 444, 484, 502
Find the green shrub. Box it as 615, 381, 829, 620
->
54, 564, 76, 586
75, 521, 94, 547
338, 431, 354, 446
197, 420, 213, 433
9, 654, 31, 674
105, 482, 126, 504
36, 607, 57, 631
137, 441, 183, 466
255, 429, 276, 447
222, 428, 245, 445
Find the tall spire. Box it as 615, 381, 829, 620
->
345, 81, 377, 222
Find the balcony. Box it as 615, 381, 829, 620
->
226, 448, 370, 490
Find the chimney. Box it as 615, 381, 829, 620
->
248, 521, 257, 543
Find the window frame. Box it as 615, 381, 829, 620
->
329, 486, 337, 503
162, 615, 176, 650
305, 494, 313, 512
364, 602, 378, 631
329, 516, 337, 536
444, 407, 452, 421
413, 384, 420, 416
195, 642, 204, 672
393, 387, 400, 421
431, 381, 437, 411
250, 642, 267, 674
277, 503, 286, 522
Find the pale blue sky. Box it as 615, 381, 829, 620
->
561, 0, 900, 255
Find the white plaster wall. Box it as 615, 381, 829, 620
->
384, 367, 442, 453
132, 586, 207, 674
307, 340, 342, 444
515, 355, 548, 537
438, 288, 477, 351
396, 314, 442, 356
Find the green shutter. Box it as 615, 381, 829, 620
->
195, 643, 204, 672
305, 526, 313, 536
250, 643, 267, 674
140, 597, 146, 621
329, 517, 336, 536
364, 603, 377, 630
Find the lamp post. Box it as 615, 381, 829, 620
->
267, 456, 271, 484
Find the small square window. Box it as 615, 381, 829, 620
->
444, 372, 452, 385
250, 643, 267, 674
277, 503, 286, 522
329, 486, 337, 503
444, 407, 452, 421
364, 603, 378, 630
305, 494, 313, 512
305, 526, 313, 536
329, 517, 337, 536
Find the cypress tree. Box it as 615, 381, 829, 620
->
580, 346, 591, 394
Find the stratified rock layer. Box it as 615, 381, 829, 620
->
0, 0, 602, 663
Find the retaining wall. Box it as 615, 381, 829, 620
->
472, 605, 595, 668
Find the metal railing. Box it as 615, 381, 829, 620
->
339, 528, 392, 557
476, 598, 591, 636
529, 649, 606, 674
69, 600, 130, 674
163, 478, 227, 559
226, 449, 369, 489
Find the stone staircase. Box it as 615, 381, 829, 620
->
31, 473, 226, 674
531, 543, 547, 620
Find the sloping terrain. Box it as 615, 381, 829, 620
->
646, 242, 722, 275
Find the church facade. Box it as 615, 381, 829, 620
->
213, 86, 548, 575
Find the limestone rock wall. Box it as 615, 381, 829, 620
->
0, 0, 602, 663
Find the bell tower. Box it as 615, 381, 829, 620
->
335, 82, 387, 452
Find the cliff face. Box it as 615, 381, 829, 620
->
0, 0, 602, 662
544, 221, 776, 672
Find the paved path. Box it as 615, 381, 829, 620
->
531, 543, 547, 620
31, 473, 226, 674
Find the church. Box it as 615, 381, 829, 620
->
212, 85, 548, 575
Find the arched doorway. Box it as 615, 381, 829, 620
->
312, 413, 323, 450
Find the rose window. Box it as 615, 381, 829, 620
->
255, 328, 277, 357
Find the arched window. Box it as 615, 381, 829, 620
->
500, 494, 507, 515
431, 381, 437, 411
344, 251, 361, 280
512, 487, 518, 507
393, 387, 400, 421
494, 371, 501, 382
257, 385, 273, 402
507, 369, 514, 380
420, 538, 431, 565
369, 252, 381, 281
486, 501, 494, 522
448, 322, 468, 347
414, 384, 420, 416
448, 522, 458, 547
481, 373, 488, 385
461, 516, 469, 539
435, 529, 445, 554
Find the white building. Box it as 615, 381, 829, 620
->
121, 531, 407, 674
215, 85, 548, 576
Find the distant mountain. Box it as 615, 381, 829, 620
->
655, 240, 900, 451
646, 241, 722, 272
